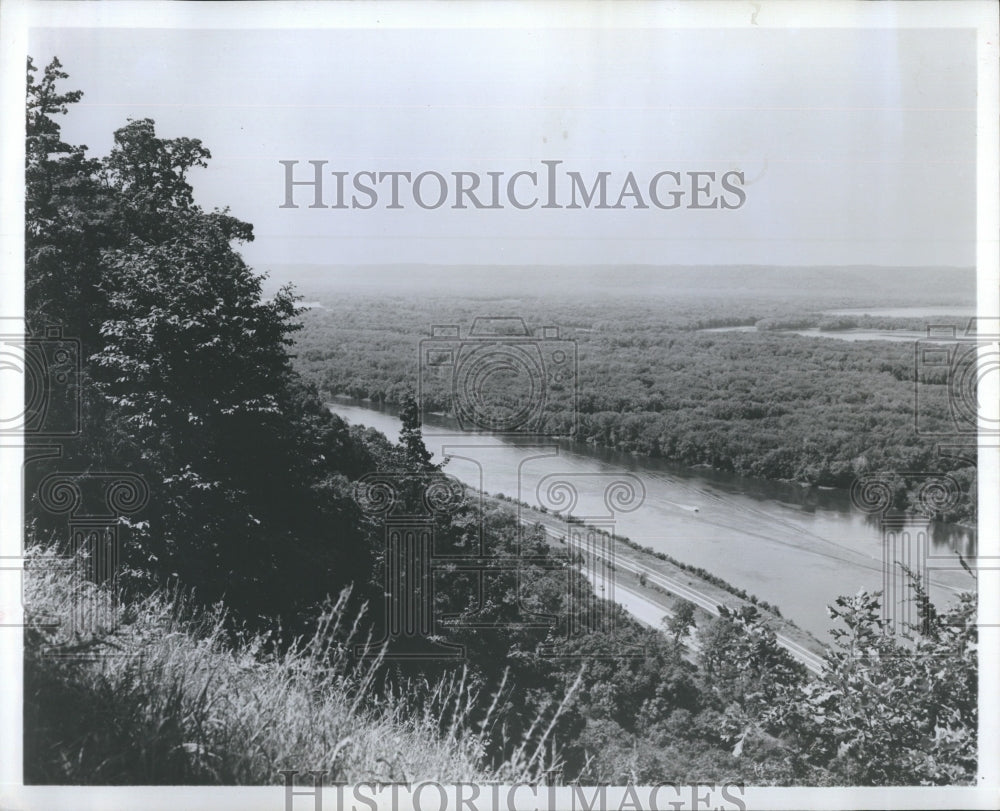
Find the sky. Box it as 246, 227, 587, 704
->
26, 18, 978, 272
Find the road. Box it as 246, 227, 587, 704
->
526, 512, 826, 675
585, 570, 670, 629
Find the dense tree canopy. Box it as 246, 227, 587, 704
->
25, 58, 372, 620
291, 294, 977, 523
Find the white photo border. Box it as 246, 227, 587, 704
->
1, 2, 997, 809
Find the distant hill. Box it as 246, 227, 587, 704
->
257, 263, 976, 308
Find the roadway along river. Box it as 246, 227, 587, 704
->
330, 399, 976, 641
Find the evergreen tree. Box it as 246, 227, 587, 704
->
399, 391, 435, 471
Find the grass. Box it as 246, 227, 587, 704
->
23, 545, 578, 785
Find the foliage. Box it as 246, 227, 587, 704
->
665, 600, 696, 642
398, 391, 436, 471
23, 58, 978, 788
697, 605, 807, 728
25, 60, 375, 622
290, 294, 976, 522
766, 577, 978, 785
25, 56, 109, 344
23, 545, 570, 784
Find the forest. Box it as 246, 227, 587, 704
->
291, 294, 978, 524
21, 58, 978, 788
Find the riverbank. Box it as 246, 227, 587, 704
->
500, 495, 829, 671
326, 398, 976, 641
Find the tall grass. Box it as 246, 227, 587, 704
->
23, 545, 577, 785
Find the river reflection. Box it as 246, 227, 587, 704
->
330, 398, 977, 641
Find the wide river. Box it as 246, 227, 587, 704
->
330, 399, 976, 641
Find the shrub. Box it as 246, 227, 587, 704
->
23, 546, 573, 785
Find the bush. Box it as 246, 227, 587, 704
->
23, 546, 570, 784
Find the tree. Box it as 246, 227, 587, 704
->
24, 57, 119, 544
664, 599, 696, 643
399, 391, 435, 471
25, 60, 375, 622
696, 603, 807, 748
25, 57, 114, 343
769, 577, 978, 785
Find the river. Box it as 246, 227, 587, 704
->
699, 326, 961, 344
699, 305, 976, 343
329, 399, 976, 641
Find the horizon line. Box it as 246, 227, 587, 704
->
256, 262, 976, 270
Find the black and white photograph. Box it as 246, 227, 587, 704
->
0, 2, 998, 809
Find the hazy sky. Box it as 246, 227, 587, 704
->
28, 22, 977, 270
